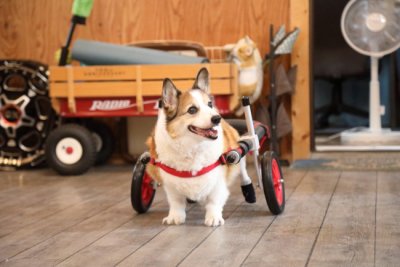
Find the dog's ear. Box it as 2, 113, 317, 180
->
192, 68, 209, 93
162, 78, 180, 119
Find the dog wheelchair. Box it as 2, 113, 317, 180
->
130, 97, 285, 216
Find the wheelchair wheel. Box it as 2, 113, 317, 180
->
131, 153, 156, 214
261, 151, 285, 215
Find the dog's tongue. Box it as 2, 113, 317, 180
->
204, 128, 218, 139
197, 127, 217, 138
189, 125, 218, 139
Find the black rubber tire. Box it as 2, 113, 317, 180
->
86, 120, 115, 165
261, 151, 285, 215
131, 152, 156, 214
45, 124, 96, 175
0, 60, 56, 169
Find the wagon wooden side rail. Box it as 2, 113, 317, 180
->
49, 63, 239, 117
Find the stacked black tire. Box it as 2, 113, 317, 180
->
0, 60, 115, 175
0, 60, 56, 169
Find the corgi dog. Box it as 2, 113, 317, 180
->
146, 68, 250, 226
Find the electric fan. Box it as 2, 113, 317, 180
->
340, 0, 400, 147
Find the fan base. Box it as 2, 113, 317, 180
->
341, 127, 400, 145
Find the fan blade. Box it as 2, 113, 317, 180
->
276, 102, 292, 138
272, 25, 286, 47
288, 65, 298, 94
275, 28, 300, 55
275, 64, 293, 96
255, 100, 271, 127
341, 0, 400, 57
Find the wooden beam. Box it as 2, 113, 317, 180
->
290, 0, 311, 160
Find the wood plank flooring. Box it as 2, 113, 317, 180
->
0, 165, 399, 266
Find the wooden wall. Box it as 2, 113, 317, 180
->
290, 0, 311, 160
0, 0, 289, 65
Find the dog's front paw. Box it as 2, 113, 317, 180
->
162, 210, 186, 225
204, 213, 225, 227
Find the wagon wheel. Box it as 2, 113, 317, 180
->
131, 152, 156, 214
86, 120, 115, 165
45, 124, 96, 175
261, 151, 285, 215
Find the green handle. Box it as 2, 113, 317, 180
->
72, 0, 94, 18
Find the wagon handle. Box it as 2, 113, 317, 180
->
59, 0, 95, 66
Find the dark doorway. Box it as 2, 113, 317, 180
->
312, 0, 399, 151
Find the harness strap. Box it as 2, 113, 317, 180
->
149, 153, 230, 178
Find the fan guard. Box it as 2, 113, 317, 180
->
341, 0, 400, 57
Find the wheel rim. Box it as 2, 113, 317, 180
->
55, 137, 83, 165
271, 158, 283, 206
141, 172, 154, 206
0, 60, 54, 168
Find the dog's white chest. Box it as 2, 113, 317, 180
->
161, 167, 224, 201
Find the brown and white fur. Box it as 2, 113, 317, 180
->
146, 68, 250, 226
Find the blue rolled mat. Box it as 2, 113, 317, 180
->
71, 39, 209, 65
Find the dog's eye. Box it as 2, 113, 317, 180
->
187, 106, 198, 114
208, 101, 213, 108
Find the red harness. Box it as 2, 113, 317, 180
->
149, 154, 228, 178
148, 124, 268, 179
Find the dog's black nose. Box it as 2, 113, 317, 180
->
211, 115, 221, 125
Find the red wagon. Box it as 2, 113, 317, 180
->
46, 63, 239, 175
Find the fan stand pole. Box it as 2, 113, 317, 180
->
369, 56, 382, 132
